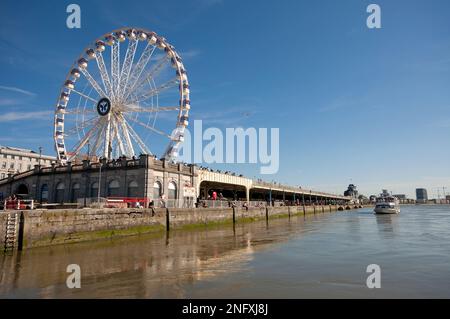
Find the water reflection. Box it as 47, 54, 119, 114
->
1, 206, 450, 298
375, 214, 398, 235
0, 214, 313, 298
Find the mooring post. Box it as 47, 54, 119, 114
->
232, 206, 236, 225
303, 204, 306, 216
17, 212, 24, 251
166, 208, 170, 232
288, 206, 291, 219
265, 206, 269, 222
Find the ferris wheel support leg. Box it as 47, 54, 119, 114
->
117, 115, 134, 157
103, 114, 112, 159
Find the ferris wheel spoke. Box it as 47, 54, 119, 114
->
111, 115, 126, 156
95, 52, 114, 98
123, 119, 152, 155
123, 43, 156, 101
129, 77, 180, 104
124, 114, 172, 139
130, 55, 170, 95
69, 121, 100, 159
115, 113, 135, 156
71, 89, 98, 103
64, 109, 96, 115
111, 41, 121, 97
118, 39, 138, 99
90, 120, 106, 156
79, 68, 107, 98
122, 105, 179, 113
64, 116, 98, 136
103, 115, 113, 158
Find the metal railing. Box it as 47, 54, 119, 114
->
150, 199, 195, 209
77, 197, 108, 208
2, 199, 34, 210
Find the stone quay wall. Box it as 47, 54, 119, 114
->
1, 204, 349, 250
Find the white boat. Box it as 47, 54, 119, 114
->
374, 196, 400, 214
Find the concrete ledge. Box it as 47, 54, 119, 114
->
1, 205, 347, 251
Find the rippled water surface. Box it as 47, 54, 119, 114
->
1, 205, 450, 298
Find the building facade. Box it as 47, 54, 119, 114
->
344, 184, 358, 198
0, 155, 197, 206
0, 154, 351, 206
416, 188, 428, 204
0, 145, 56, 180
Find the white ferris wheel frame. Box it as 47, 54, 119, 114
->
53, 27, 190, 164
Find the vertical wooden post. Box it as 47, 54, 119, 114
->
165, 208, 170, 232
17, 212, 24, 251
232, 206, 236, 225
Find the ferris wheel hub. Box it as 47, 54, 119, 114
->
96, 97, 111, 116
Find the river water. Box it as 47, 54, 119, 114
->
1, 205, 449, 298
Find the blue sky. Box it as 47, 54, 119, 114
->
0, 0, 449, 198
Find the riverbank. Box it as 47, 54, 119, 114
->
1, 204, 361, 251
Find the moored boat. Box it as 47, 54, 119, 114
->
374, 196, 400, 214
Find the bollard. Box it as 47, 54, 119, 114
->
303, 205, 306, 216
166, 208, 170, 232
232, 206, 236, 225
17, 212, 24, 251
265, 206, 269, 222
288, 206, 291, 219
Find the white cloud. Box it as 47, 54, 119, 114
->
0, 111, 52, 122
0, 98, 21, 106
0, 85, 36, 97
180, 49, 201, 59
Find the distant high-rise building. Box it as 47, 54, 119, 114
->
416, 188, 428, 203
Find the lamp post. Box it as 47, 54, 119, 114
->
97, 159, 102, 203
38, 146, 42, 167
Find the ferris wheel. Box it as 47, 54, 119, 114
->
53, 27, 190, 164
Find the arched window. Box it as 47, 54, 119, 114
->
16, 184, 29, 195
168, 181, 177, 200
41, 184, 49, 202
91, 182, 99, 198
55, 182, 65, 203
71, 183, 81, 203
153, 181, 161, 199
128, 181, 139, 197
108, 179, 120, 197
